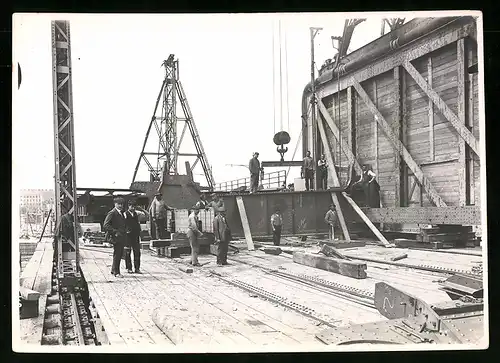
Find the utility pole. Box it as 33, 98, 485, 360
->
310, 27, 322, 190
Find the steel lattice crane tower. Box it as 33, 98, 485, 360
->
51, 20, 81, 284
132, 55, 215, 190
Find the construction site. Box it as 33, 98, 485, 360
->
16, 14, 488, 351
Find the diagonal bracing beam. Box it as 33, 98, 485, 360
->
317, 100, 363, 175
402, 60, 480, 156
351, 78, 447, 208
316, 117, 351, 242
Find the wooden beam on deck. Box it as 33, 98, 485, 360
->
316, 117, 351, 242
351, 78, 447, 208
402, 60, 480, 157
236, 196, 255, 251
293, 252, 367, 279
318, 100, 362, 175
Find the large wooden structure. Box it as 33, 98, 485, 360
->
302, 16, 481, 230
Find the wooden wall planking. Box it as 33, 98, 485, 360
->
319, 35, 480, 213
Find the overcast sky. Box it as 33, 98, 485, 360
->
13, 12, 420, 191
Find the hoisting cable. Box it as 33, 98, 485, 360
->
278, 19, 284, 132
272, 21, 276, 135
284, 24, 290, 132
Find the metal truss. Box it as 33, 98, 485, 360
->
132, 54, 215, 190
51, 20, 80, 283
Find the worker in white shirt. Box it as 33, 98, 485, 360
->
324, 204, 338, 240
317, 154, 328, 190
187, 207, 203, 266
270, 207, 283, 246
149, 192, 170, 239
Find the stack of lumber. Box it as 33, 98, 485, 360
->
293, 251, 367, 279
394, 225, 478, 249
155, 233, 215, 258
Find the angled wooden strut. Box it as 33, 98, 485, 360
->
351, 78, 447, 208
317, 100, 363, 175
316, 117, 351, 242
236, 196, 255, 251
402, 60, 480, 157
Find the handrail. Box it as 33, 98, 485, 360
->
215, 170, 287, 192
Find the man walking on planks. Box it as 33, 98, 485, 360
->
302, 151, 315, 191
213, 207, 232, 266
124, 199, 142, 274
187, 207, 203, 266
249, 152, 261, 194
103, 197, 128, 278
325, 204, 338, 241
270, 207, 283, 246
149, 192, 169, 239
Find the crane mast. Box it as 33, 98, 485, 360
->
51, 20, 80, 285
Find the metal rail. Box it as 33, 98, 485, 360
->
215, 170, 287, 192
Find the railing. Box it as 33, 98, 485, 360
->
215, 170, 287, 192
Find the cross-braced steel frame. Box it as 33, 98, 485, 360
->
132, 54, 215, 190
51, 20, 80, 283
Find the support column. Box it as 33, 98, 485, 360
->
393, 67, 402, 207
467, 40, 476, 205
373, 80, 379, 177
347, 86, 355, 156
457, 38, 469, 206
427, 57, 435, 161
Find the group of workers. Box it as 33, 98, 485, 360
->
249, 150, 380, 207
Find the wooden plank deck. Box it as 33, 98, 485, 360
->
79, 243, 482, 348
19, 238, 54, 345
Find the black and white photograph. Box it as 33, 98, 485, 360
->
12, 11, 488, 352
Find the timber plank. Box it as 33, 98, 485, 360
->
236, 197, 255, 251
293, 252, 367, 279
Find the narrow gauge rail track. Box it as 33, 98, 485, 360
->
41, 262, 98, 345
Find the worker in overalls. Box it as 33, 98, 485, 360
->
324, 204, 337, 240
302, 151, 314, 191
317, 154, 328, 190
149, 192, 169, 239
352, 164, 381, 208
249, 152, 261, 193
213, 207, 232, 266
187, 207, 203, 266
270, 207, 283, 246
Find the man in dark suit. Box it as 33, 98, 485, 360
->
103, 197, 127, 278
124, 199, 142, 274
213, 207, 232, 266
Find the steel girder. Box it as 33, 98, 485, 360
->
51, 20, 80, 282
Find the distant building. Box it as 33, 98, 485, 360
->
20, 189, 54, 212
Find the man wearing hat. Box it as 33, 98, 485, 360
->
124, 199, 142, 274
324, 204, 338, 241
208, 193, 225, 214
213, 206, 232, 265
149, 192, 169, 239
187, 207, 203, 266
249, 152, 261, 194
103, 197, 128, 277
270, 207, 283, 246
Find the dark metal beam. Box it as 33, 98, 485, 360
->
261, 161, 303, 167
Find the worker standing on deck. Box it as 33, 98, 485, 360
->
187, 207, 203, 266
325, 204, 338, 241
124, 200, 142, 274
103, 197, 128, 278
318, 154, 328, 190
352, 164, 381, 208
302, 151, 315, 191
249, 152, 261, 194
149, 192, 169, 239
270, 207, 283, 246
213, 207, 232, 266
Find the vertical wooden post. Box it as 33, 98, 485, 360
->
427, 57, 435, 161
457, 38, 468, 206
393, 67, 402, 207
467, 41, 476, 205
373, 80, 379, 176
400, 67, 409, 207
347, 87, 354, 154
